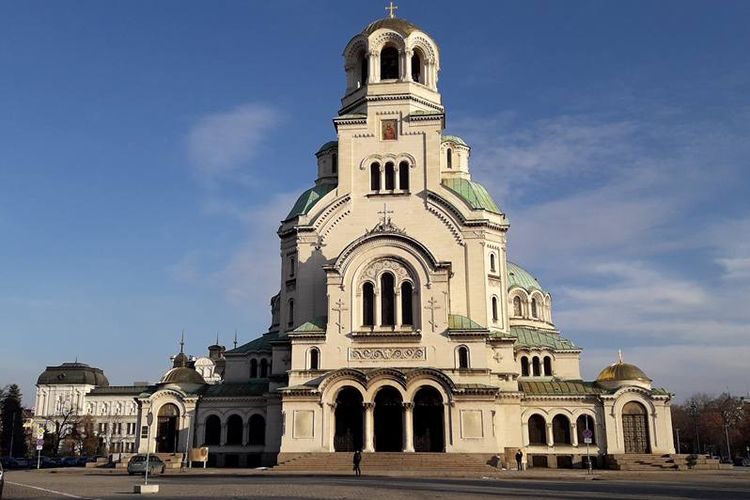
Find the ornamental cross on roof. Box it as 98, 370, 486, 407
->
386, 1, 398, 18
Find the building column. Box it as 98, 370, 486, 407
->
220, 419, 228, 446
546, 422, 554, 447
363, 402, 375, 452
402, 402, 414, 452
242, 417, 250, 446
404, 50, 413, 82
394, 289, 402, 327
368, 51, 378, 83
374, 287, 382, 327
571, 422, 578, 447
398, 49, 405, 81
327, 403, 336, 451
379, 166, 385, 193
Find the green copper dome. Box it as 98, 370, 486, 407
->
441, 178, 501, 214
285, 183, 336, 221
507, 262, 546, 293
441, 135, 468, 147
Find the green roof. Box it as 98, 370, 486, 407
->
448, 314, 486, 331
285, 183, 336, 220
442, 135, 468, 146
291, 316, 327, 333
316, 141, 338, 155
227, 333, 276, 354
441, 178, 501, 214
520, 380, 604, 396
507, 261, 546, 293
203, 380, 269, 398
493, 326, 580, 351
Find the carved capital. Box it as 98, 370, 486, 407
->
402, 402, 414, 410
363, 402, 375, 410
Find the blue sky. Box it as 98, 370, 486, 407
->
1, 0, 749, 405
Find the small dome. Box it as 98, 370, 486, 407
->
507, 262, 547, 294
316, 140, 338, 156
597, 361, 652, 383
36, 362, 109, 387
363, 17, 422, 36
172, 351, 189, 368
160, 367, 206, 385
442, 135, 468, 147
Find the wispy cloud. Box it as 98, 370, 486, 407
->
187, 103, 281, 186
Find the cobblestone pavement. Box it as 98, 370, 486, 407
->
3, 468, 750, 499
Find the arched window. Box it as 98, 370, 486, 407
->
401, 281, 413, 325
309, 347, 320, 370
552, 414, 572, 444
380, 273, 395, 326
491, 296, 499, 322
288, 299, 294, 326
250, 359, 258, 378
411, 51, 422, 83
248, 414, 266, 446
260, 358, 269, 378
531, 298, 538, 318
457, 346, 469, 369
398, 161, 409, 191
528, 414, 546, 445
226, 414, 243, 445
359, 51, 368, 87
576, 415, 595, 445
543, 356, 552, 376
384, 162, 395, 190
380, 46, 399, 80
289, 256, 295, 277
332, 153, 337, 174
204, 415, 221, 446
363, 282, 375, 326
446, 148, 452, 169
370, 162, 381, 191
513, 296, 522, 317
532, 357, 541, 377
521, 356, 530, 376
490, 253, 496, 272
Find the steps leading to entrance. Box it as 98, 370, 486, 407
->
606, 453, 724, 471
274, 452, 499, 475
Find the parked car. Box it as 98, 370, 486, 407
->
61, 457, 80, 467
1, 461, 5, 499
733, 457, 750, 467
126, 455, 165, 476
14, 458, 31, 469
0, 458, 20, 470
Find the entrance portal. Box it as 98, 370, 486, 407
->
622, 401, 650, 454
334, 387, 363, 451
156, 403, 179, 453
413, 387, 445, 452
374, 387, 403, 451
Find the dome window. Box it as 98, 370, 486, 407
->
457, 346, 470, 369
380, 272, 396, 326
370, 162, 381, 191
384, 162, 396, 190
531, 298, 538, 318
446, 148, 452, 169
521, 356, 530, 377
309, 347, 320, 370
359, 51, 368, 87
363, 282, 375, 326
513, 296, 522, 317
491, 296, 499, 322
401, 281, 413, 325
411, 50, 423, 83
398, 161, 409, 191
380, 46, 399, 80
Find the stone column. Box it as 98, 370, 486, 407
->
363, 402, 375, 452
402, 402, 414, 452
571, 422, 578, 447
242, 417, 250, 446
398, 49, 405, 81
395, 288, 402, 327
327, 403, 336, 451
379, 165, 385, 193
404, 49, 413, 82
546, 422, 554, 447
374, 285, 382, 327
368, 51, 378, 83
221, 419, 228, 446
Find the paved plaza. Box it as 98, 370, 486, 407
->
3, 468, 750, 499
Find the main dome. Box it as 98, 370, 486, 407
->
362, 17, 422, 36
507, 262, 547, 293
160, 366, 206, 385
36, 362, 109, 387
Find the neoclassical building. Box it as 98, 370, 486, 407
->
34, 12, 675, 469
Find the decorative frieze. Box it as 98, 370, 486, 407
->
349, 347, 426, 361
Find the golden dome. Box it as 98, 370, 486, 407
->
596, 361, 651, 383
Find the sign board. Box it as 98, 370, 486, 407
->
582, 429, 593, 439
36, 438, 44, 447
189, 447, 209, 462
584, 437, 592, 444
36, 428, 44, 439
146, 412, 154, 427
36, 444, 43, 451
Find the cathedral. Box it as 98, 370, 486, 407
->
34, 11, 676, 470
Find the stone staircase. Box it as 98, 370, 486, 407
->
606, 453, 726, 471
274, 452, 499, 475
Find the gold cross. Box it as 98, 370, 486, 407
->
386, 1, 398, 18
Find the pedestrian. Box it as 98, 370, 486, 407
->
353, 449, 362, 477
515, 449, 523, 471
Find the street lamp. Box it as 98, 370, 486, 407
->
687, 402, 700, 455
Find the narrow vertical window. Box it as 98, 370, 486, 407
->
289, 256, 295, 277
332, 153, 337, 174
490, 253, 496, 272
309, 348, 320, 370
532, 357, 541, 377
380, 46, 399, 80
401, 282, 413, 325
260, 358, 268, 378
385, 162, 395, 190
381, 273, 395, 326
543, 356, 552, 376
521, 356, 529, 376
398, 161, 409, 191
411, 52, 422, 83
288, 299, 294, 326
250, 359, 258, 378
513, 296, 522, 317
446, 148, 452, 169
359, 51, 368, 87
363, 282, 375, 327
370, 162, 381, 191
492, 296, 499, 322
458, 346, 469, 369
531, 298, 538, 318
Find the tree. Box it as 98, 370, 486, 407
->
1, 384, 28, 457
42, 394, 83, 456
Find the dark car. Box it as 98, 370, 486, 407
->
733, 457, 750, 467
61, 457, 80, 467
126, 455, 165, 476
0, 458, 20, 470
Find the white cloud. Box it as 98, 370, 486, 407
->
187, 103, 281, 186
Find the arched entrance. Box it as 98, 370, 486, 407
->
334, 387, 363, 451
156, 403, 179, 453
374, 387, 403, 451
622, 401, 650, 453
413, 387, 445, 452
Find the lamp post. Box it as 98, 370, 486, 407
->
688, 402, 700, 454
719, 395, 745, 462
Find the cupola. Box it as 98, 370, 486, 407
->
596, 351, 652, 391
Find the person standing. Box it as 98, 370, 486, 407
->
353, 449, 362, 477
515, 449, 524, 471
